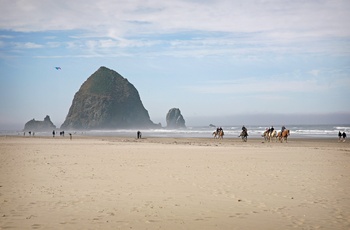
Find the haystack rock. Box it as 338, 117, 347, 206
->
24, 115, 56, 131
61, 66, 158, 130
166, 108, 186, 128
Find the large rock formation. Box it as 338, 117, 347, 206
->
166, 108, 186, 128
24, 115, 56, 131
61, 66, 158, 130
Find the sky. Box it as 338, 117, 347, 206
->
1, 0, 350, 129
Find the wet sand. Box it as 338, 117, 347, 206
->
1, 135, 349, 229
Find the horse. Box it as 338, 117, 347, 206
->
279, 129, 290, 142
212, 130, 224, 139
270, 130, 278, 142
239, 130, 248, 142
262, 130, 271, 142
262, 130, 277, 142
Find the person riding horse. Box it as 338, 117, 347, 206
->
238, 125, 248, 142
281, 126, 286, 133
241, 126, 247, 135
213, 127, 224, 139
240, 125, 248, 141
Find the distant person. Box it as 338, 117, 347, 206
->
342, 132, 346, 142
338, 131, 342, 142
52, 130, 55, 138
69, 133, 72, 140
137, 131, 142, 139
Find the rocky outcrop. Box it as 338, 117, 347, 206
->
61, 66, 158, 130
166, 108, 186, 129
24, 115, 56, 131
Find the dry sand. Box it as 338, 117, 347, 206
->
0, 135, 349, 229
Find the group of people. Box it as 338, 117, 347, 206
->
53, 130, 72, 140
23, 131, 35, 136
338, 131, 347, 142
264, 126, 286, 135
216, 127, 223, 133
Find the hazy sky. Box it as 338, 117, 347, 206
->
1, 0, 350, 129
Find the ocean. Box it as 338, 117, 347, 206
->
4, 124, 349, 139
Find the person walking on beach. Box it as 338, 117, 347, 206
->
137, 131, 142, 139
338, 131, 342, 142
342, 132, 346, 142
52, 130, 55, 138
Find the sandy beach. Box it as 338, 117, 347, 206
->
0, 135, 349, 229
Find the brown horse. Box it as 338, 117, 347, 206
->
212, 130, 224, 139
278, 129, 290, 142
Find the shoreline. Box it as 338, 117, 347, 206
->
1, 134, 347, 145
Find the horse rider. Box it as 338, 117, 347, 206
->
264, 127, 270, 136
281, 126, 286, 133
242, 125, 247, 135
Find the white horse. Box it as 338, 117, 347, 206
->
262, 130, 277, 142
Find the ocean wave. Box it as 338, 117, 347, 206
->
2, 124, 348, 138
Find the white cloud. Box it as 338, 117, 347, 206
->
309, 69, 320, 77
1, 0, 349, 39
0, 0, 350, 57
13, 42, 43, 49
1, 0, 349, 58
183, 77, 338, 95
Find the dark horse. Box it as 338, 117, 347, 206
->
239, 130, 248, 142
